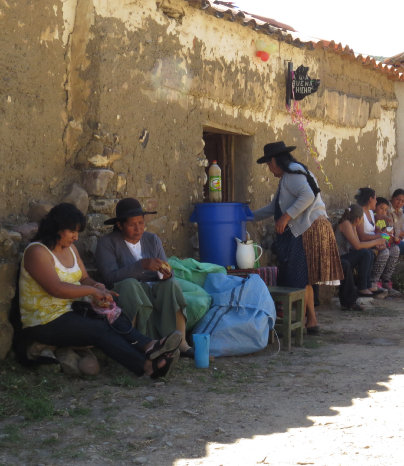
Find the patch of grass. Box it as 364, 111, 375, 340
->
207, 385, 238, 394
126, 438, 154, 451
40, 435, 60, 447
196, 375, 208, 383
303, 339, 322, 349
109, 374, 141, 388
21, 396, 55, 420
211, 369, 227, 380
68, 406, 91, 417
0, 424, 22, 447
0, 360, 67, 421
50, 445, 87, 461
92, 422, 110, 438
142, 396, 165, 409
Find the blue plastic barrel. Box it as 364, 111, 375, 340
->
190, 202, 254, 267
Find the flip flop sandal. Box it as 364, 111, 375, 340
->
371, 288, 386, 295
145, 330, 182, 360
306, 326, 320, 335
150, 350, 179, 379
180, 347, 195, 359
358, 291, 374, 297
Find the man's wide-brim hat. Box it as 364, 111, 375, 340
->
104, 198, 157, 225
256, 141, 296, 164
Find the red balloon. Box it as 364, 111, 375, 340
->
256, 51, 263, 58
260, 51, 269, 61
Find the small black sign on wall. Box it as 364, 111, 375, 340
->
286, 63, 320, 106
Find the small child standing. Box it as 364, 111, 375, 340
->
374, 197, 401, 294
375, 197, 398, 247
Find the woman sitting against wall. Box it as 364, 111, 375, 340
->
335, 204, 385, 309
17, 203, 181, 378
355, 188, 400, 295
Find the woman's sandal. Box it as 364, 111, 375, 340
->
150, 351, 179, 379
370, 288, 385, 295
342, 303, 364, 311
306, 326, 320, 335
358, 291, 374, 297
180, 347, 194, 359
145, 330, 182, 360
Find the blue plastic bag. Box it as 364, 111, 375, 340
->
192, 273, 276, 357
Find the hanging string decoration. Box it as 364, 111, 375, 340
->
287, 72, 333, 189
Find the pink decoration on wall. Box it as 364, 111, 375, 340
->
286, 72, 333, 189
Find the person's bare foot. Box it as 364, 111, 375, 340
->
143, 358, 166, 377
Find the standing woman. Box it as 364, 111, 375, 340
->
253, 142, 343, 334
355, 187, 400, 292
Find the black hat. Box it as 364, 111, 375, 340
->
256, 141, 296, 164
104, 198, 157, 225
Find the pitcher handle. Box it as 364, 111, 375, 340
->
254, 244, 263, 261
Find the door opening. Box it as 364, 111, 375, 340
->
202, 128, 253, 203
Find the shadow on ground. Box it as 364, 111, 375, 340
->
0, 297, 403, 464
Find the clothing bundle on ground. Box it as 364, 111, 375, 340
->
168, 258, 276, 356
168, 257, 226, 330
195, 273, 276, 356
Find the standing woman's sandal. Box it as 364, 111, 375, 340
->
144, 330, 182, 360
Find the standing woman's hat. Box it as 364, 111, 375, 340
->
104, 198, 157, 225
256, 141, 296, 164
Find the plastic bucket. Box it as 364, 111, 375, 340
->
190, 202, 254, 267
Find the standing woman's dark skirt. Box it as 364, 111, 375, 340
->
273, 196, 343, 288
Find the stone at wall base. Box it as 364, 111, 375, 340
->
28, 201, 54, 223
63, 183, 89, 215
0, 320, 13, 360
82, 169, 114, 197
13, 223, 38, 244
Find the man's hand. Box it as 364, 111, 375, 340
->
142, 258, 172, 279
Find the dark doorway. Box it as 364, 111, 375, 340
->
203, 127, 253, 203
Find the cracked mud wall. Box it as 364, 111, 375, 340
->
0, 0, 400, 358
392, 82, 404, 193
0, 0, 78, 220
0, 0, 400, 246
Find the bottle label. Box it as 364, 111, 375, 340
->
209, 176, 221, 191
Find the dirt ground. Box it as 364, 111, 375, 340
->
1, 294, 403, 465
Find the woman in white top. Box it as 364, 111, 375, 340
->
335, 204, 385, 304
16, 203, 181, 379
355, 188, 400, 292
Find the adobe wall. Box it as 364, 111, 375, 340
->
0, 0, 400, 358
392, 82, 404, 193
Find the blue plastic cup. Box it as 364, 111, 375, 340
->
193, 333, 210, 369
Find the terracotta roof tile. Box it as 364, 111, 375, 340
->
383, 52, 404, 70
184, 0, 404, 81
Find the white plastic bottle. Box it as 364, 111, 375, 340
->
208, 160, 222, 202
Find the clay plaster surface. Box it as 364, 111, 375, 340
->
0, 0, 400, 243
392, 82, 404, 192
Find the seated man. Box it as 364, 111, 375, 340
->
95, 198, 194, 358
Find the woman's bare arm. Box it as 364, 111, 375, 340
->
24, 245, 110, 301
355, 219, 382, 242
340, 221, 384, 249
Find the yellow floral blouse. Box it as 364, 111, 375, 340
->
19, 242, 82, 328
